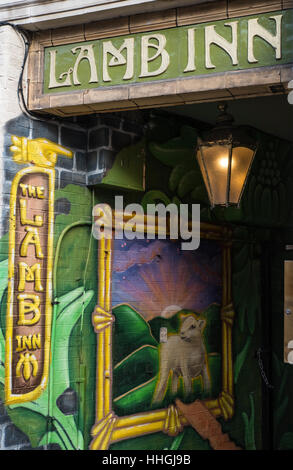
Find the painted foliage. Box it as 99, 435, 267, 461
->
0, 112, 293, 450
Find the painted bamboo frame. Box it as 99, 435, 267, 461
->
90, 216, 234, 450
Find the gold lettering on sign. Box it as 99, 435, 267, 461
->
19, 199, 43, 226
16, 334, 42, 352
18, 262, 43, 292
5, 136, 72, 405
17, 294, 41, 326
20, 227, 44, 259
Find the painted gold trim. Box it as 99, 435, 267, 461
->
90, 216, 234, 449
5, 136, 73, 406
5, 166, 54, 405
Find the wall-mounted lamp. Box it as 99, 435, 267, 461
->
196, 103, 257, 208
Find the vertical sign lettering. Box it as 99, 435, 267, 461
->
5, 136, 72, 404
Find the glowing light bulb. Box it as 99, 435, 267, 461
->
218, 157, 229, 169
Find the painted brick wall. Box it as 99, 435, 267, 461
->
86, 111, 145, 186
0, 108, 145, 450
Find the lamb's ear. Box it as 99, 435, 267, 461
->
197, 319, 206, 331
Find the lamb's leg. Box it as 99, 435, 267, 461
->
171, 371, 178, 395
153, 367, 169, 404
182, 366, 192, 397
202, 362, 211, 394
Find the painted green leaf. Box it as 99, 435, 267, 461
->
113, 345, 159, 398
233, 251, 261, 335
177, 170, 202, 199
275, 396, 289, 428
5, 287, 94, 450
277, 366, 289, 406
172, 195, 182, 207
272, 351, 284, 379
149, 141, 194, 168
234, 336, 252, 383
242, 393, 256, 450
141, 190, 171, 212
279, 432, 293, 450
113, 378, 157, 416
232, 244, 249, 273
5, 407, 48, 449
169, 164, 191, 192
148, 125, 197, 169
112, 304, 158, 365
190, 184, 209, 204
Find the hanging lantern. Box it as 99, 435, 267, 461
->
196, 103, 257, 207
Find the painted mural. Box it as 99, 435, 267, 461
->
0, 115, 293, 450
111, 238, 222, 408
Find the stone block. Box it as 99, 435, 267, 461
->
60, 126, 87, 150
49, 92, 84, 109
98, 148, 116, 170
177, 1, 227, 26
122, 116, 144, 136
60, 170, 73, 188
228, 0, 282, 18
87, 172, 104, 185
283, 0, 293, 8
75, 152, 87, 172
31, 119, 59, 142
85, 17, 130, 40
72, 172, 87, 186
87, 150, 99, 172
57, 154, 74, 170
84, 86, 129, 105
88, 127, 109, 150
111, 129, 132, 151
51, 24, 85, 45
99, 114, 123, 130
130, 9, 176, 33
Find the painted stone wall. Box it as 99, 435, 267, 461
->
0, 109, 144, 450
0, 104, 292, 449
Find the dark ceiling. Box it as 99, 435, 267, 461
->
165, 94, 293, 143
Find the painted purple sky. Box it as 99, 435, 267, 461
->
111, 238, 222, 321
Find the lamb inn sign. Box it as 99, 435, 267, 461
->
45, 10, 292, 89
29, 9, 293, 115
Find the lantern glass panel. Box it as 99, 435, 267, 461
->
230, 146, 255, 204
197, 144, 231, 206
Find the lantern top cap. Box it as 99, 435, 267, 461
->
198, 102, 257, 150
216, 102, 234, 128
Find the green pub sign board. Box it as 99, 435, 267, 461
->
44, 9, 293, 94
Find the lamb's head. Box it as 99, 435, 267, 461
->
180, 315, 206, 343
